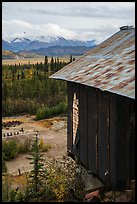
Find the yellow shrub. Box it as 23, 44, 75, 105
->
39, 138, 51, 152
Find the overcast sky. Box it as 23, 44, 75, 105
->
2, 2, 135, 43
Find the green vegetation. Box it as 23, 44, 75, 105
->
2, 152, 7, 173
17, 138, 32, 154
2, 138, 51, 162
38, 138, 51, 152
2, 55, 86, 202
36, 101, 67, 120
2, 135, 85, 202
2, 139, 19, 161
27, 135, 45, 196
2, 55, 72, 118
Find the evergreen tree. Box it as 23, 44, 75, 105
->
55, 58, 57, 72
12, 73, 15, 82
70, 55, 73, 63
73, 57, 75, 61
17, 72, 20, 80
40, 62, 43, 71
21, 70, 25, 79
11, 65, 16, 81
2, 152, 7, 173
57, 57, 60, 70
27, 135, 45, 195
59, 61, 62, 70
50, 56, 54, 72
14, 63, 17, 74
36, 62, 39, 71
28, 61, 31, 69
2, 81, 8, 101
44, 56, 48, 73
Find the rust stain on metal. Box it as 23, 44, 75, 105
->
50, 27, 135, 99
117, 66, 125, 72
127, 60, 134, 65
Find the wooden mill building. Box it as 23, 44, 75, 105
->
50, 26, 135, 188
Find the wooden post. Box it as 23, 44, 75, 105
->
18, 168, 21, 176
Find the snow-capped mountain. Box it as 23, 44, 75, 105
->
11, 37, 31, 43
2, 36, 97, 52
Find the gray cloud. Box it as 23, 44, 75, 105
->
2, 2, 135, 43
26, 2, 135, 20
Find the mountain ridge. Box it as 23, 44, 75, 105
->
2, 37, 97, 52
2, 37, 97, 58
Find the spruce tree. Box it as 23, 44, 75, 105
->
50, 56, 54, 72
27, 135, 45, 196
55, 58, 57, 72
36, 62, 39, 71
73, 57, 75, 61
57, 57, 60, 70
17, 72, 20, 80
2, 152, 7, 174
40, 62, 43, 72
21, 70, 25, 79
70, 55, 73, 63
44, 56, 48, 72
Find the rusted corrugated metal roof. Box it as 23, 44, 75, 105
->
50, 27, 135, 99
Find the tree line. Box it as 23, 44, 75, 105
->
2, 55, 75, 118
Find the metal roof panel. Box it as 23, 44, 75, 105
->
50, 27, 135, 99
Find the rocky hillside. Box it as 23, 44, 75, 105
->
2, 50, 24, 60
2, 50, 43, 60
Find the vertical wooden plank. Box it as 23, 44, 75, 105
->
109, 93, 117, 188
116, 95, 129, 188
110, 94, 129, 188
129, 99, 135, 180
87, 87, 97, 173
80, 84, 88, 168
98, 90, 109, 184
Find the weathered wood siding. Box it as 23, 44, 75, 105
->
129, 99, 135, 180
98, 91, 110, 184
110, 94, 130, 187
87, 87, 97, 174
109, 94, 117, 187
67, 82, 135, 188
79, 84, 88, 167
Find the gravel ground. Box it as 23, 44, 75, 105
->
2, 114, 67, 174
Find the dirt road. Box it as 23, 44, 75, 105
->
2, 115, 67, 174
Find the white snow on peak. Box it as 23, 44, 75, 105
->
12, 38, 30, 43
